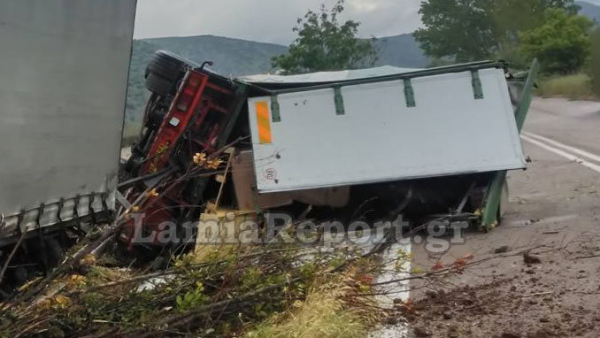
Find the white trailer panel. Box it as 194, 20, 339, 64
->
0, 0, 137, 239
247, 67, 525, 193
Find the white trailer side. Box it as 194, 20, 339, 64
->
0, 0, 137, 242
245, 64, 525, 193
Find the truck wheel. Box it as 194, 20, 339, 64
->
145, 50, 194, 83
145, 73, 175, 96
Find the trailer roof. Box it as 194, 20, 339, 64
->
238, 65, 421, 84
239, 61, 506, 94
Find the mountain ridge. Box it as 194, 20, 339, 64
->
577, 1, 600, 22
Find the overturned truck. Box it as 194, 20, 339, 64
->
121, 52, 539, 248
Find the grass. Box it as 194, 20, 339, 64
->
536, 73, 598, 100
245, 274, 381, 338
247, 289, 367, 338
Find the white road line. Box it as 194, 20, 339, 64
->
369, 241, 411, 338
521, 135, 600, 174
523, 132, 600, 164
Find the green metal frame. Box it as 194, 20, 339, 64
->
480, 59, 539, 231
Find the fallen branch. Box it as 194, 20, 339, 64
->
0, 230, 27, 284
123, 277, 303, 338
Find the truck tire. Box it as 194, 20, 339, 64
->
145, 73, 175, 96
145, 50, 196, 83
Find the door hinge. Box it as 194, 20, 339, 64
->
271, 94, 281, 122
334, 86, 345, 115
404, 78, 416, 107
471, 70, 484, 100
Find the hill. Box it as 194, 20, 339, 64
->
124, 34, 428, 126
577, 1, 600, 23
373, 34, 428, 69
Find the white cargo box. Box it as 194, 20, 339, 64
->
244, 63, 525, 193
0, 0, 137, 241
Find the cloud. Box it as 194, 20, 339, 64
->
134, 0, 422, 44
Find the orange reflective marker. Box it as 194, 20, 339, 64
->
255, 101, 272, 144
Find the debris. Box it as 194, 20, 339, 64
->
193, 152, 207, 164
523, 252, 542, 265
147, 188, 159, 198
523, 291, 553, 297
414, 326, 432, 337
494, 246, 510, 254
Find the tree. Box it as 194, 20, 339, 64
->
494, 0, 580, 43
272, 0, 376, 74
414, 0, 579, 62
590, 28, 600, 94
414, 0, 497, 62
520, 9, 593, 73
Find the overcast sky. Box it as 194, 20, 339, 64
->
134, 0, 600, 45
134, 0, 424, 44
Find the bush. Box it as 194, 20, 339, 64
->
520, 9, 593, 74
590, 29, 600, 95
537, 74, 596, 100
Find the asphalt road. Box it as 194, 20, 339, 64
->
375, 98, 600, 338
525, 98, 600, 156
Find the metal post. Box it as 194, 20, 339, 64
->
481, 59, 539, 231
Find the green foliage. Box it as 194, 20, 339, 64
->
176, 282, 209, 312
590, 28, 600, 94
241, 267, 264, 290
520, 9, 593, 73
271, 0, 376, 74
327, 253, 348, 270
493, 0, 551, 46
414, 0, 498, 62
537, 73, 595, 99
414, 0, 579, 62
